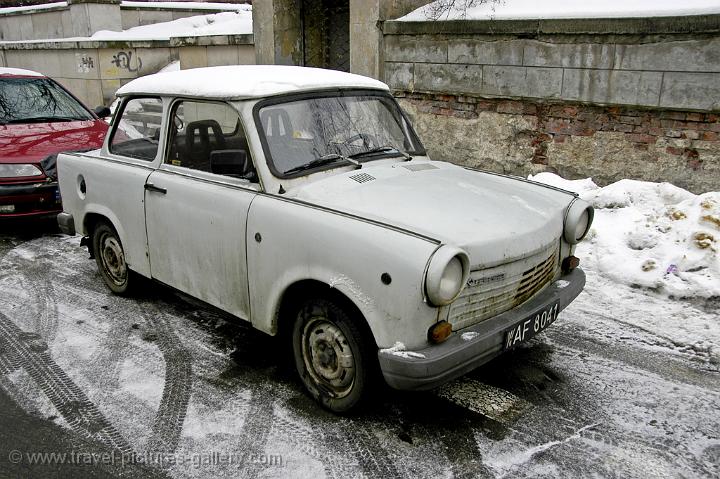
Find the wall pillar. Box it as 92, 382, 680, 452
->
253, 0, 303, 66
68, 0, 122, 38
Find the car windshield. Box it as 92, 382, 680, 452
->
0, 77, 94, 125
256, 93, 425, 177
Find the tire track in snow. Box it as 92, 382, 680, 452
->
57, 279, 135, 393
270, 413, 354, 478
234, 389, 275, 478
476, 338, 719, 478
0, 311, 132, 453
268, 404, 405, 478
142, 305, 193, 456
339, 416, 404, 479
549, 324, 719, 391
22, 261, 60, 341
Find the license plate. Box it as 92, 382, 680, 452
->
504, 302, 559, 350
0, 205, 15, 213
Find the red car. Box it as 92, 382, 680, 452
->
0, 67, 108, 219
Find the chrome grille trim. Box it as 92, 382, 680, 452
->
449, 242, 560, 330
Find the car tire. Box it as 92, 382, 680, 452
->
292, 296, 376, 413
92, 222, 133, 295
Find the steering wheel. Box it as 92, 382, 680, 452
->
342, 133, 378, 149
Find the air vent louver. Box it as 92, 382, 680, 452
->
349, 173, 376, 183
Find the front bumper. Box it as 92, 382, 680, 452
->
379, 268, 586, 391
0, 181, 62, 218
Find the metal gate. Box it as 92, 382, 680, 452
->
301, 0, 350, 72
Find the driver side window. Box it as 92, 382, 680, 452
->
166, 100, 258, 182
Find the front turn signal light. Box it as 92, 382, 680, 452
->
562, 255, 580, 273
428, 321, 452, 344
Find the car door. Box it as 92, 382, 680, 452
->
75, 96, 167, 278
144, 99, 260, 321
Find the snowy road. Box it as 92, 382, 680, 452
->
0, 225, 718, 478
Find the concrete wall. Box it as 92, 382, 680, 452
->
383, 15, 720, 193
0, 35, 255, 107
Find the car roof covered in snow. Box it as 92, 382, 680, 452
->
116, 65, 390, 100
0, 67, 44, 77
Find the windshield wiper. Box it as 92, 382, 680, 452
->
3, 116, 85, 124
283, 153, 361, 175
349, 145, 412, 161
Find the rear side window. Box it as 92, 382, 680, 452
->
109, 97, 163, 161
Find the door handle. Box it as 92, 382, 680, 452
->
144, 183, 167, 194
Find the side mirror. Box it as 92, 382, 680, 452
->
94, 106, 112, 118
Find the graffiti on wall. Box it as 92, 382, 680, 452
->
111, 51, 142, 73
75, 53, 95, 73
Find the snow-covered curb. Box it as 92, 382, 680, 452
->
399, 0, 720, 21
530, 173, 720, 299
0, 10, 251, 44
0, 1, 248, 15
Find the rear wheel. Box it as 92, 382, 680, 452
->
292, 297, 376, 413
92, 222, 133, 295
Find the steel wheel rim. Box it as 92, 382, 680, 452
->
100, 233, 127, 286
301, 315, 355, 398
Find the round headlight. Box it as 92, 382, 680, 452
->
439, 257, 463, 302
575, 210, 590, 241
564, 199, 594, 244
0, 164, 43, 178
425, 246, 470, 306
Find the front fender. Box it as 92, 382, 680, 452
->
246, 195, 441, 349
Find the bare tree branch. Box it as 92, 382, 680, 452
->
424, 0, 503, 21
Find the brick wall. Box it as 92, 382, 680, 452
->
383, 15, 720, 193
397, 93, 720, 193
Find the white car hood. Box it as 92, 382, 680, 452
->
288, 161, 576, 268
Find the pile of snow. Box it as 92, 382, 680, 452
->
529, 173, 720, 299
0, 8, 251, 44
0, 1, 247, 15
91, 9, 252, 41
121, 1, 249, 11
398, 0, 720, 21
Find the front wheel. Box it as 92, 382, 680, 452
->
92, 222, 133, 295
292, 297, 376, 413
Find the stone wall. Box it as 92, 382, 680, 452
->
0, 35, 255, 107
383, 15, 720, 193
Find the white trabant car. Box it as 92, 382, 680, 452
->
57, 66, 593, 412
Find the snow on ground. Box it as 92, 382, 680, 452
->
399, 0, 720, 21
529, 173, 720, 300
1, 180, 718, 477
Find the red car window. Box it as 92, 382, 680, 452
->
0, 77, 94, 125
